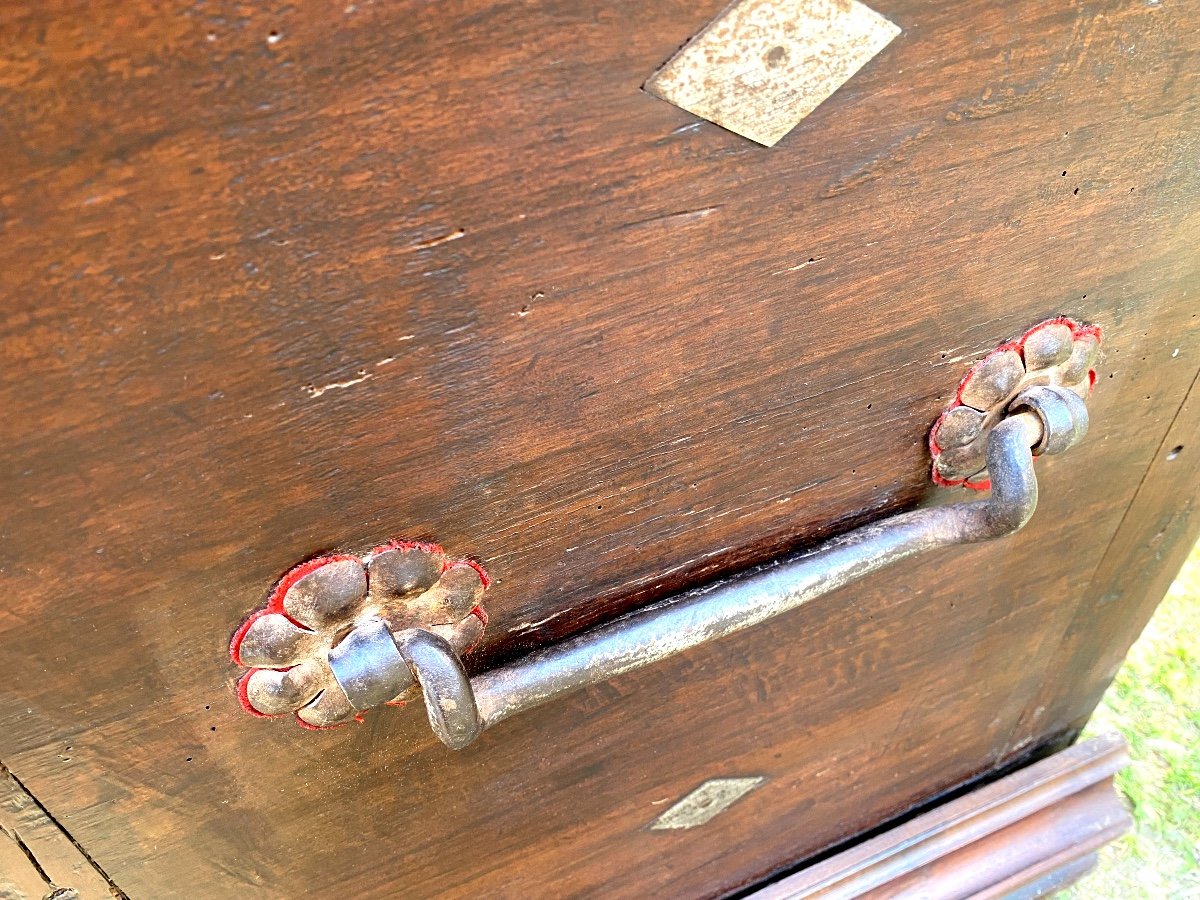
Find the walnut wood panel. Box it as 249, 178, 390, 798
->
1005, 363, 1200, 756
0, 0, 1196, 897
748, 734, 1130, 899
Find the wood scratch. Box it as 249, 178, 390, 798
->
303, 352, 414, 398
619, 206, 721, 230
303, 370, 372, 398
772, 256, 826, 275
511, 609, 570, 632
821, 124, 933, 198
412, 229, 465, 250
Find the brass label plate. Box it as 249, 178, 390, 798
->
645, 0, 900, 147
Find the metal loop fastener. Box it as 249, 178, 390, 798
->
1010, 384, 1089, 456
393, 629, 483, 750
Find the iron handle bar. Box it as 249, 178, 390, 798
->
401, 386, 1088, 749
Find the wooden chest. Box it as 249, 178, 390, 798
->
1, 0, 1197, 896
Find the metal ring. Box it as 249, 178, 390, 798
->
1010, 385, 1090, 456
394, 629, 483, 750
327, 618, 415, 711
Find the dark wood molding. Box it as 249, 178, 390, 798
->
748, 734, 1131, 899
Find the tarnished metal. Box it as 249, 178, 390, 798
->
327, 618, 413, 711
232, 541, 488, 729
650, 777, 767, 830
231, 320, 1101, 748
470, 408, 1050, 736
930, 317, 1100, 487
644, 0, 901, 147
1011, 384, 1089, 456
394, 629, 483, 750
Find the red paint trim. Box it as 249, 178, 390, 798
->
929, 317, 1102, 492
295, 714, 346, 732
229, 609, 270, 667
236, 669, 282, 719
463, 604, 491, 653
229, 554, 359, 665
267, 554, 359, 616
462, 559, 491, 589
232, 543, 491, 728
367, 539, 445, 560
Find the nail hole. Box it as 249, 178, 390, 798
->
186, 757, 193, 762
210, 726, 217, 732
1167, 445, 1183, 461
267, 30, 281, 44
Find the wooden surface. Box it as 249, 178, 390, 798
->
1007, 367, 1200, 757
0, 766, 118, 900
749, 733, 1131, 899
0, 0, 1197, 897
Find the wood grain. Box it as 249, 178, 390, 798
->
0, 0, 1196, 897
1007, 355, 1200, 757
748, 733, 1130, 899
0, 765, 119, 899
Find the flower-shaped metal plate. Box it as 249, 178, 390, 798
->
231, 541, 488, 729
930, 317, 1101, 489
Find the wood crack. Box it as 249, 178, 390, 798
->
999, 358, 1200, 762
1, 761, 129, 900
7, 825, 54, 887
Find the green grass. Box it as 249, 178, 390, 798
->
1064, 541, 1200, 898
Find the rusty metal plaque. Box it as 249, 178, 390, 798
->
645, 0, 901, 147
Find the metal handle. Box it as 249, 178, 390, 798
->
232, 319, 1100, 749
423, 393, 1080, 748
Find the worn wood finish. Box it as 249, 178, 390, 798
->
1005, 368, 1200, 757
748, 734, 1131, 899
0, 0, 1197, 897
0, 766, 118, 900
